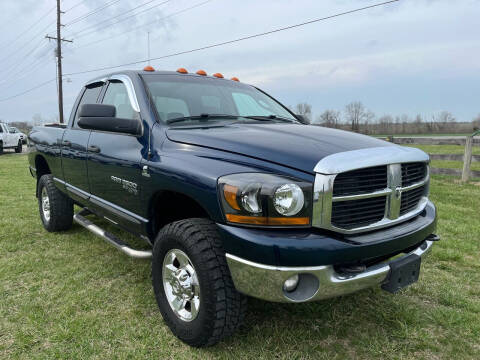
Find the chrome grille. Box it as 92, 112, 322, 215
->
402, 163, 427, 187
400, 185, 426, 215
313, 151, 430, 234
333, 166, 387, 196
331, 196, 386, 229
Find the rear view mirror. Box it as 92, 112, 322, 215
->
77, 104, 142, 136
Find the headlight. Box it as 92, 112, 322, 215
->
273, 184, 304, 216
218, 173, 312, 227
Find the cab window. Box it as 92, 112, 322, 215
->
102, 81, 138, 119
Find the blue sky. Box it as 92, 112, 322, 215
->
0, 0, 478, 123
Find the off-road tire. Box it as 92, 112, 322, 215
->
15, 140, 22, 153
152, 218, 247, 347
38, 174, 73, 232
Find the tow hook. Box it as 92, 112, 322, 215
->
426, 234, 441, 242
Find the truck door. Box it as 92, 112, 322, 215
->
86, 78, 147, 230
61, 82, 103, 202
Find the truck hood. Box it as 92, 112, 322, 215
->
166, 123, 394, 174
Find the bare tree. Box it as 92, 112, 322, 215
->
345, 102, 374, 131
437, 111, 456, 123
32, 113, 44, 126
317, 110, 340, 127
473, 114, 480, 131
295, 103, 312, 122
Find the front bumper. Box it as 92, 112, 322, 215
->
226, 239, 435, 302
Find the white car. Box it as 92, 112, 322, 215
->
9, 126, 27, 143
0, 122, 22, 154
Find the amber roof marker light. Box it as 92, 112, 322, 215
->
177, 67, 188, 74
230, 77, 240, 82
213, 73, 224, 78
143, 65, 155, 71
196, 70, 207, 76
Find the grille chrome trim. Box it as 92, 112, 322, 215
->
332, 188, 392, 202
313, 147, 430, 234
314, 146, 429, 175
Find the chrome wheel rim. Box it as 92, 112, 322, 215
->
41, 187, 50, 222
162, 249, 200, 322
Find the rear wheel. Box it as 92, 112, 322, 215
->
152, 218, 247, 347
15, 140, 22, 153
38, 174, 73, 232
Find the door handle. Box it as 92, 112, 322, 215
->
88, 145, 101, 153
62, 140, 71, 147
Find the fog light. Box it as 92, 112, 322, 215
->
283, 274, 299, 292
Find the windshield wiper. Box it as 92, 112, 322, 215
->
166, 114, 238, 124
242, 115, 296, 123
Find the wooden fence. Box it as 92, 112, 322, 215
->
381, 135, 480, 181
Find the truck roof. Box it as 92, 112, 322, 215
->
86, 69, 240, 86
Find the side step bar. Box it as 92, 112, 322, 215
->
73, 208, 152, 259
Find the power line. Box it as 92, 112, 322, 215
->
67, 0, 400, 76
73, 0, 211, 50
0, 5, 56, 50
0, 53, 55, 87
0, 41, 52, 83
64, 0, 88, 13
0, 0, 399, 102
0, 79, 56, 102
71, 0, 173, 39
65, 0, 123, 26
0, 20, 55, 65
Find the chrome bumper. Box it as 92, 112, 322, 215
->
226, 240, 434, 303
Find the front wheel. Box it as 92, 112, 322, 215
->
15, 140, 22, 153
38, 174, 73, 232
152, 218, 247, 347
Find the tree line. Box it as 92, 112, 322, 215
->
3, 103, 480, 136
294, 102, 480, 135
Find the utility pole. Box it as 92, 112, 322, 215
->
45, 0, 72, 123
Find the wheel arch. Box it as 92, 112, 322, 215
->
148, 190, 213, 241
35, 155, 51, 197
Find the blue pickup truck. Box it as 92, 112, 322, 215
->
28, 67, 439, 347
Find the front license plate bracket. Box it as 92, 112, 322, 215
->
381, 254, 421, 293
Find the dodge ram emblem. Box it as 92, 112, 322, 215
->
395, 187, 402, 199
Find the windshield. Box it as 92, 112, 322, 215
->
142, 74, 297, 124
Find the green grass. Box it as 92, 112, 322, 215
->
404, 145, 480, 173
374, 133, 472, 138
430, 160, 480, 172
405, 144, 480, 155
1, 154, 479, 359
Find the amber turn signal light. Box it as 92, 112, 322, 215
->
143, 65, 155, 71
177, 67, 188, 74
223, 184, 240, 210
226, 214, 309, 226
213, 73, 224, 78
196, 69, 207, 76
